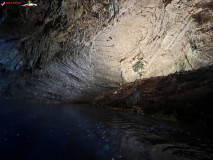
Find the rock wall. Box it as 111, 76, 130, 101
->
0, 0, 213, 102
94, 66, 213, 124
94, 0, 213, 82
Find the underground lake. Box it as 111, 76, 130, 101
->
0, 103, 212, 160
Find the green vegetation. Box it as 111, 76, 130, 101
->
132, 61, 143, 72
132, 60, 145, 78
190, 40, 197, 52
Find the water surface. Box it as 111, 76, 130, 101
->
0, 103, 212, 160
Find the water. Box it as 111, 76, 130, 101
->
0, 103, 212, 160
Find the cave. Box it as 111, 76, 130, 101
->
0, 0, 213, 160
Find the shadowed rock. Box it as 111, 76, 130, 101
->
0, 0, 212, 103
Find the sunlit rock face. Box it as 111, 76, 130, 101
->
0, 0, 213, 102
95, 0, 213, 82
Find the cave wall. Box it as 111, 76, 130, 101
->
93, 0, 213, 82
0, 0, 213, 102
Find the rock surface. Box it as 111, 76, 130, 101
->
94, 66, 213, 124
0, 0, 213, 102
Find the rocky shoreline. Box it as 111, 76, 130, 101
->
94, 66, 213, 125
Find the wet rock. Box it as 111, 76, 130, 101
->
94, 66, 213, 124
125, 91, 141, 108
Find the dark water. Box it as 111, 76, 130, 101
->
0, 103, 212, 160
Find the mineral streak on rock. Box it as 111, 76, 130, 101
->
0, 0, 212, 102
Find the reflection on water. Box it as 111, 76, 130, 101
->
0, 103, 212, 160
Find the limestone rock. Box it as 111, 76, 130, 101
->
94, 66, 213, 123
0, 0, 212, 102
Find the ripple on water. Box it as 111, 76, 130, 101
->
0, 103, 212, 160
